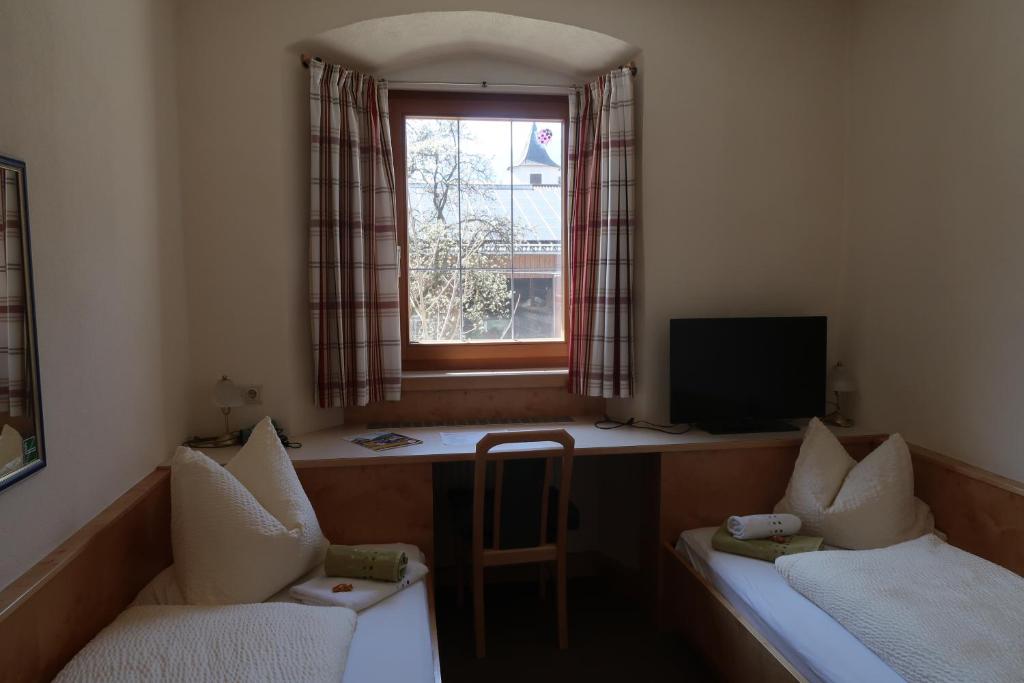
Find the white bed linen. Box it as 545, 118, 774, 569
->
777, 535, 1024, 683
270, 577, 435, 683
676, 527, 905, 683
55, 603, 356, 683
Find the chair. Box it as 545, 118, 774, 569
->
471, 429, 575, 658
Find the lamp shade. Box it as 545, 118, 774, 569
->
213, 375, 243, 408
830, 363, 857, 394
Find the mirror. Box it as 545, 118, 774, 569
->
0, 155, 44, 493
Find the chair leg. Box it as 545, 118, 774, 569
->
556, 557, 568, 650
473, 562, 486, 658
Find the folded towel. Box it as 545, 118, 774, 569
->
325, 546, 409, 582
726, 513, 801, 540
712, 525, 822, 562
290, 560, 429, 612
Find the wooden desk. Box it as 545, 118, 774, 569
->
164, 418, 882, 605
169, 417, 878, 468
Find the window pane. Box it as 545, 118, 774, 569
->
512, 121, 563, 339
406, 118, 460, 270
513, 271, 563, 340
404, 115, 564, 345
462, 269, 512, 341
408, 268, 462, 343
459, 120, 512, 271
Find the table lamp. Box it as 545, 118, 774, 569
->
824, 362, 856, 427
214, 375, 244, 443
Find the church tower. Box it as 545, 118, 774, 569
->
510, 123, 560, 185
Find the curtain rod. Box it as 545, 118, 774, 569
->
298, 52, 637, 88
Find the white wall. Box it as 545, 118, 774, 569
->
174, 0, 850, 434
841, 0, 1024, 481
0, 0, 189, 588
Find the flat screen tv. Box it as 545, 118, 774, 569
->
669, 316, 826, 434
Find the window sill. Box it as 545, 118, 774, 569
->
402, 368, 568, 392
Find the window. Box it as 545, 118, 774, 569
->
390, 92, 569, 370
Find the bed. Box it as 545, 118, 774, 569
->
659, 438, 1024, 683
0, 467, 442, 682
675, 528, 902, 683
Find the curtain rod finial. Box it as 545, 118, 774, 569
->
301, 52, 314, 68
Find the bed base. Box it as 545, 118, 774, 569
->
661, 542, 804, 683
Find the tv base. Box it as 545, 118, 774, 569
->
698, 419, 800, 435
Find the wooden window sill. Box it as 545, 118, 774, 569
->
402, 368, 568, 392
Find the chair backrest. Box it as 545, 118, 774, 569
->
473, 430, 575, 561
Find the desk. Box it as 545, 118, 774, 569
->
171, 417, 878, 467
165, 418, 883, 593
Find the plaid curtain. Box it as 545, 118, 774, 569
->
309, 62, 401, 408
566, 68, 636, 398
0, 169, 26, 416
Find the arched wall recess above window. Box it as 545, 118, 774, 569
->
296, 11, 638, 88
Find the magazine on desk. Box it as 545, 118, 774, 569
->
347, 432, 424, 452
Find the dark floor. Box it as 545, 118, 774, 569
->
436, 577, 715, 682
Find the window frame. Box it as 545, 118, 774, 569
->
389, 90, 570, 371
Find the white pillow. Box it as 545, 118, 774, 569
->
225, 417, 327, 571
774, 418, 934, 549
170, 418, 327, 605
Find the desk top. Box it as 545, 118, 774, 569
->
166, 417, 883, 469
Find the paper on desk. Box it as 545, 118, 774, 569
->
345, 432, 423, 451
440, 431, 485, 447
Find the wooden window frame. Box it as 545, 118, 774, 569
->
389, 90, 570, 371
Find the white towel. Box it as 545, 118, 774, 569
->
289, 560, 429, 612
727, 513, 801, 540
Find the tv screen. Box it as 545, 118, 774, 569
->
669, 316, 826, 429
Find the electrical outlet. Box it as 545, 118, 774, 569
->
243, 385, 263, 405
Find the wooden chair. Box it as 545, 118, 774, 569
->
472, 429, 576, 658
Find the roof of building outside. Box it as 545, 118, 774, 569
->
408, 182, 562, 250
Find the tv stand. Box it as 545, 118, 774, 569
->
698, 419, 799, 435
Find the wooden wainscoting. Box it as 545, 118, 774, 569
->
910, 444, 1024, 575
296, 462, 435, 565
0, 470, 172, 683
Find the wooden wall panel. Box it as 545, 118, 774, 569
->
345, 386, 603, 424
0, 470, 172, 683
659, 445, 801, 547
910, 445, 1024, 575
297, 463, 435, 564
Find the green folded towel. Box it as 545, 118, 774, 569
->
711, 524, 823, 562
325, 546, 409, 582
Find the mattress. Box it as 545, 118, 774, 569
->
676, 527, 904, 683
270, 575, 435, 683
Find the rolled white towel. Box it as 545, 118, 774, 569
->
727, 513, 801, 540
